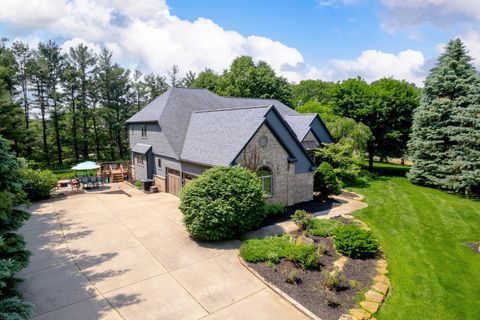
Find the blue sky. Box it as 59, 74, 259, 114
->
169, 0, 448, 62
1, 0, 479, 85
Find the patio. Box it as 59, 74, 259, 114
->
19, 183, 308, 320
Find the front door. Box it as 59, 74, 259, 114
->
167, 168, 181, 196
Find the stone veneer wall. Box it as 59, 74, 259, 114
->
294, 172, 314, 203
237, 124, 290, 204
236, 124, 313, 205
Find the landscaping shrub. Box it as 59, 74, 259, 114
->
321, 269, 347, 291
291, 210, 315, 231
180, 166, 266, 240
239, 235, 292, 263
314, 142, 370, 187
324, 290, 341, 307
281, 267, 300, 284
284, 243, 318, 270
21, 168, 57, 201
0, 297, 34, 319
263, 202, 286, 217
334, 225, 379, 259
314, 162, 341, 199
240, 235, 318, 269
316, 242, 328, 256
308, 219, 344, 237
134, 180, 142, 188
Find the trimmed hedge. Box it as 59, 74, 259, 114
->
180, 166, 266, 240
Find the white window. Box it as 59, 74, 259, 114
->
136, 155, 144, 166
141, 124, 147, 138
257, 167, 273, 196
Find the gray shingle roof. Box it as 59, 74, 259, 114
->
131, 143, 152, 154
284, 114, 316, 141
181, 106, 270, 166
126, 87, 300, 159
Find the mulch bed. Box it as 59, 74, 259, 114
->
247, 235, 377, 320
261, 198, 341, 226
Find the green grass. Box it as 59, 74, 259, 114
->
351, 176, 480, 319
51, 169, 76, 180
360, 161, 411, 176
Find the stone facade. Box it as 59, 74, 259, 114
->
236, 124, 313, 205
294, 172, 314, 203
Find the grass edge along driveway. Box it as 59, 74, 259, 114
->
352, 176, 480, 320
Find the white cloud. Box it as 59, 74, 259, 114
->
60, 38, 102, 55
0, 0, 430, 85
330, 49, 426, 86
461, 31, 480, 67
380, 0, 480, 29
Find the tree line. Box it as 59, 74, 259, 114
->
0, 38, 420, 170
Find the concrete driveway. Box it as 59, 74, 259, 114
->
19, 184, 308, 320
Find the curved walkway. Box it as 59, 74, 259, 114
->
244, 192, 368, 239
19, 184, 308, 320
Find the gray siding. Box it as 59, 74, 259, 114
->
311, 117, 333, 144
129, 122, 177, 159
181, 161, 211, 176
132, 150, 151, 181
265, 110, 313, 174
153, 154, 181, 178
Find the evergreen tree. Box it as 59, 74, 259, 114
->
408, 38, 480, 195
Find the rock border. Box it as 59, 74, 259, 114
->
340, 214, 390, 320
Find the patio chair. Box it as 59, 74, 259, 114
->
81, 177, 89, 188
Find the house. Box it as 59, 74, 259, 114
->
126, 87, 333, 205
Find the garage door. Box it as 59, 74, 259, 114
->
167, 168, 181, 196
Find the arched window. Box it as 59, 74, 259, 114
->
257, 167, 273, 196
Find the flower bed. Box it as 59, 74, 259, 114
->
240, 214, 389, 320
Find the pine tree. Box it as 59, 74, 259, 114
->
408, 38, 480, 195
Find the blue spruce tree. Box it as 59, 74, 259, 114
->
408, 38, 480, 195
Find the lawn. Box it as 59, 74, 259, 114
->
352, 176, 480, 319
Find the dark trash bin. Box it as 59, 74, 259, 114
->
141, 179, 153, 192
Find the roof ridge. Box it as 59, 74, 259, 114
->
221, 95, 276, 101
193, 105, 271, 113
286, 113, 316, 117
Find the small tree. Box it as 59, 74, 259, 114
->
314, 162, 341, 200
179, 166, 266, 240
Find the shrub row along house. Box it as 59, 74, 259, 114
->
127, 87, 333, 205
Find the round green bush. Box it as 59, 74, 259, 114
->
21, 168, 57, 201
179, 166, 266, 240
333, 225, 379, 259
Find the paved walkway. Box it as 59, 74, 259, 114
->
244, 192, 368, 239
19, 184, 308, 320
